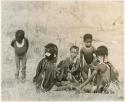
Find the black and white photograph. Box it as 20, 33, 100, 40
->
1, 0, 124, 101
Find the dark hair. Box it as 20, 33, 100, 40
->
45, 43, 58, 63
70, 45, 79, 51
15, 30, 25, 40
45, 43, 58, 54
83, 33, 93, 41
96, 46, 108, 56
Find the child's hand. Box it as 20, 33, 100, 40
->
89, 64, 94, 69
75, 87, 81, 94
67, 72, 72, 81
79, 77, 84, 83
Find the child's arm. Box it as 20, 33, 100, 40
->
79, 70, 97, 89
80, 49, 84, 69
93, 46, 96, 54
33, 59, 44, 82
75, 70, 97, 94
57, 60, 65, 81
25, 38, 29, 51
11, 39, 15, 47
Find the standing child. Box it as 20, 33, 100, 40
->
11, 30, 29, 81
80, 34, 96, 80
76, 46, 119, 93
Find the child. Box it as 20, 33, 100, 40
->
33, 43, 58, 92
76, 46, 119, 93
11, 30, 29, 81
56, 46, 82, 90
80, 34, 96, 80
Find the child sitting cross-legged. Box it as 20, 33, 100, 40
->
54, 45, 83, 91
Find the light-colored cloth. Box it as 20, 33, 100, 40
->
16, 39, 24, 48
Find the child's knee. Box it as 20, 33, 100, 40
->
15, 58, 20, 68
82, 71, 88, 81
22, 66, 26, 71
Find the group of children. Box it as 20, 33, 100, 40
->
11, 29, 119, 94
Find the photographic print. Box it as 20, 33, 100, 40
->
1, 0, 124, 101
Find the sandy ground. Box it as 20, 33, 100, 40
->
1, 1, 124, 101
2, 61, 124, 101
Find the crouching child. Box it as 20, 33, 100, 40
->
76, 46, 119, 94
33, 43, 58, 92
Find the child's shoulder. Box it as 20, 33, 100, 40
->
57, 57, 70, 67
98, 63, 107, 68
11, 39, 16, 47
39, 57, 47, 63
80, 45, 95, 52
24, 37, 28, 40
24, 37, 29, 42
97, 62, 109, 72
11, 39, 16, 43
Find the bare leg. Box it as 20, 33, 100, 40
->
21, 54, 27, 81
15, 54, 20, 79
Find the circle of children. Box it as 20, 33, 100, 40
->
11, 30, 119, 94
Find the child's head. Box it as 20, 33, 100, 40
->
96, 46, 108, 62
70, 45, 79, 59
15, 30, 25, 43
83, 33, 93, 48
45, 43, 58, 62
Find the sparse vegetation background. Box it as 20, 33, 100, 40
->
2, 1, 124, 100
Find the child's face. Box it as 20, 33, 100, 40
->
84, 39, 92, 48
16, 38, 23, 43
97, 55, 108, 63
70, 48, 78, 59
16, 33, 24, 43
97, 56, 103, 63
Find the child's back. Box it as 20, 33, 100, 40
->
96, 62, 110, 89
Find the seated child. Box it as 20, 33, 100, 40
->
76, 46, 119, 93
56, 46, 83, 91
33, 43, 58, 92
11, 30, 29, 81
80, 34, 96, 80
